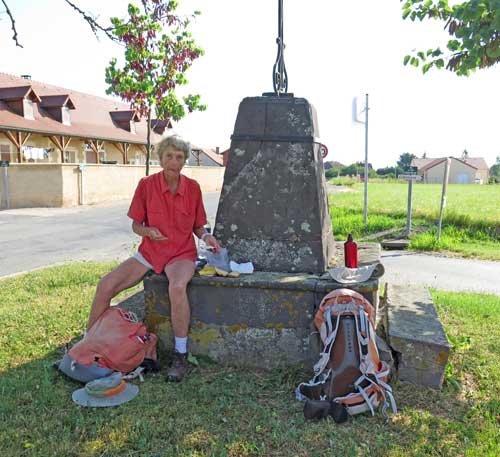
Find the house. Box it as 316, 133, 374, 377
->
324, 160, 345, 170
189, 146, 224, 167
0, 73, 171, 165
411, 157, 489, 184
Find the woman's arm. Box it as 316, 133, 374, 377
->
194, 225, 221, 252
132, 221, 167, 241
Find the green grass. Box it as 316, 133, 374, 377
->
329, 182, 500, 259
0, 263, 499, 456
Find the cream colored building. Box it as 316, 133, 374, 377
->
0, 73, 171, 166
0, 73, 225, 209
412, 157, 489, 184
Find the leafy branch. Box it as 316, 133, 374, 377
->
402, 0, 500, 76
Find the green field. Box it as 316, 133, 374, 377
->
1, 263, 499, 456
328, 182, 500, 259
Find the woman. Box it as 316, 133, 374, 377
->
86, 135, 221, 382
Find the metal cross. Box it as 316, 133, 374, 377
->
272, 0, 288, 95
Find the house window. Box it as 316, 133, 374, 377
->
23, 99, 35, 120
64, 149, 77, 163
0, 144, 11, 161
98, 150, 107, 162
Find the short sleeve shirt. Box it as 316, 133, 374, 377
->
127, 172, 207, 273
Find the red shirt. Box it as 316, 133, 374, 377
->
127, 172, 207, 273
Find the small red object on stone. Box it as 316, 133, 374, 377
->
344, 234, 358, 268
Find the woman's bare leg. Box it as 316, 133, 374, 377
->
164, 259, 196, 338
86, 258, 150, 330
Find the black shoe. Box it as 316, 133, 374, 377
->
166, 351, 189, 382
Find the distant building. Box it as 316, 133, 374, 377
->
189, 146, 224, 167
411, 157, 489, 184
0, 73, 171, 165
324, 160, 345, 170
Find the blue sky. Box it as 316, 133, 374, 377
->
1, 0, 499, 168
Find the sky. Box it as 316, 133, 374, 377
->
1, 0, 499, 168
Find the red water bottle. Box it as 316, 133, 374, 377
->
344, 234, 358, 268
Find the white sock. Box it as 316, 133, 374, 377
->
175, 337, 188, 354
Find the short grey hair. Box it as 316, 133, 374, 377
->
156, 135, 191, 161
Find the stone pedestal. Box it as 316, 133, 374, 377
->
144, 243, 382, 367
214, 96, 334, 273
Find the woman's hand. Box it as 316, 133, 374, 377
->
146, 227, 168, 241
204, 234, 222, 253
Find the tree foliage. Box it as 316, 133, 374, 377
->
105, 0, 205, 174
490, 155, 500, 182
402, 0, 500, 75
397, 152, 417, 171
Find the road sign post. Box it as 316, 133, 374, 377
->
399, 173, 422, 236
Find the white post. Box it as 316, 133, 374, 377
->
363, 93, 369, 225
437, 158, 451, 241
406, 178, 413, 236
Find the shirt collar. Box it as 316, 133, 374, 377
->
159, 172, 185, 196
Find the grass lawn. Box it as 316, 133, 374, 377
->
1, 263, 499, 456
328, 182, 500, 260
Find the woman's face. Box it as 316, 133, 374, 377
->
160, 147, 186, 175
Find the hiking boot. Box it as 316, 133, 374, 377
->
166, 351, 189, 382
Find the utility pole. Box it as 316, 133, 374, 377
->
363, 93, 369, 225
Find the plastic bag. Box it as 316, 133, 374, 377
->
199, 247, 230, 271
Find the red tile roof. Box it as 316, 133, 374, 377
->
191, 146, 224, 166
463, 157, 489, 170
0, 73, 165, 144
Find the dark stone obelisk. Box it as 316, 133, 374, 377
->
214, 95, 334, 273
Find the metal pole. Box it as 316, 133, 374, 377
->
2, 166, 10, 209
363, 93, 369, 225
406, 178, 413, 236
437, 158, 451, 241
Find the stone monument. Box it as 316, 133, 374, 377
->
214, 95, 334, 273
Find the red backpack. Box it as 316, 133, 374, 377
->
296, 289, 396, 417
69, 307, 158, 374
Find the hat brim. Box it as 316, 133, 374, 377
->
72, 383, 139, 407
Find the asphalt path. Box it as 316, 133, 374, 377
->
1, 194, 499, 295
0, 193, 220, 278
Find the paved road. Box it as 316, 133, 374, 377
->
381, 250, 500, 295
1, 195, 499, 295
0, 193, 220, 278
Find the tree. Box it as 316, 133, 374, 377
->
397, 152, 417, 171
490, 155, 500, 183
461, 148, 469, 159
105, 1, 206, 175
422, 152, 427, 158
402, 0, 500, 76
376, 166, 404, 176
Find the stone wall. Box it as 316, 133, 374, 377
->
0, 163, 225, 208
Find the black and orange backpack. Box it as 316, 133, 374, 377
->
296, 289, 397, 419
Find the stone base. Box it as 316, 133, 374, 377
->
144, 271, 380, 368
385, 284, 450, 388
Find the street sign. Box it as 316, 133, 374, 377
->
0, 160, 10, 167
399, 174, 421, 181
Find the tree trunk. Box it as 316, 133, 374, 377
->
146, 107, 151, 176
